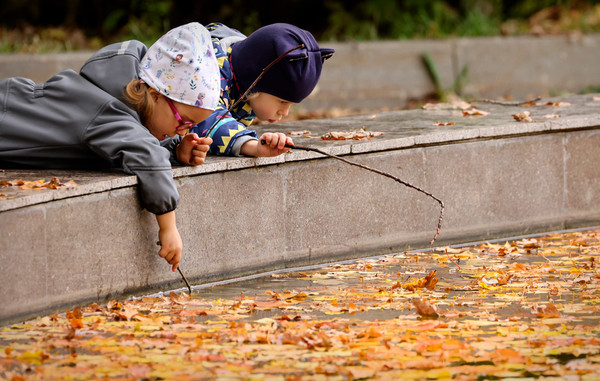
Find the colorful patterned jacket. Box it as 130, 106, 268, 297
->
188, 23, 258, 156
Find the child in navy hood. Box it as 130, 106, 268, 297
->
184, 23, 334, 160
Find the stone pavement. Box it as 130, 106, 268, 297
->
1, 93, 600, 324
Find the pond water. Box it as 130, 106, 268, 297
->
1, 227, 599, 380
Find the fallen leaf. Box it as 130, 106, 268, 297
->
1, 177, 77, 191
403, 270, 438, 291
423, 100, 472, 110
322, 128, 384, 141
533, 303, 561, 318
286, 292, 308, 301
545, 101, 571, 107
347, 366, 377, 380
521, 101, 538, 107
412, 299, 440, 317
17, 350, 49, 365
462, 109, 490, 117
168, 291, 192, 305
513, 111, 533, 122
287, 130, 311, 137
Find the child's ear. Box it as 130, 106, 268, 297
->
148, 87, 162, 103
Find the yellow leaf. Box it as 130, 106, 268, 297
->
17, 350, 49, 365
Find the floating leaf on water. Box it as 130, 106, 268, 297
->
412, 299, 440, 317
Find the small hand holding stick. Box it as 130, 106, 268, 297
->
157, 240, 192, 294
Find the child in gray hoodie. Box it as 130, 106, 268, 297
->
0, 22, 220, 271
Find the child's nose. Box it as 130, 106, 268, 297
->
280, 105, 290, 117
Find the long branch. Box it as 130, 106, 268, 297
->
471, 97, 541, 106
285, 143, 445, 246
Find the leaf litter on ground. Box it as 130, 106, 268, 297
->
1, 229, 600, 380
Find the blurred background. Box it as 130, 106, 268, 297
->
2, 0, 600, 53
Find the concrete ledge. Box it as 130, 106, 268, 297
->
2, 93, 600, 324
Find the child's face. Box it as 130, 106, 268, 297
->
148, 95, 212, 140
246, 93, 294, 123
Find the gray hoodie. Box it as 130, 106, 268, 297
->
0, 40, 180, 215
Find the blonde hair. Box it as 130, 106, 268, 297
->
123, 79, 155, 125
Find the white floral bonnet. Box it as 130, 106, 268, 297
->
139, 22, 220, 110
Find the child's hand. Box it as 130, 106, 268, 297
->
242, 132, 293, 157
157, 226, 183, 272
155, 212, 183, 272
176, 133, 213, 166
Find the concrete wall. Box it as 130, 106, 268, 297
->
1, 94, 599, 324
2, 34, 600, 111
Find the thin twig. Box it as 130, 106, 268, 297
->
178, 267, 192, 294
471, 97, 541, 106
281, 142, 445, 246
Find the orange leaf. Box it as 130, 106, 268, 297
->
168, 291, 191, 305
266, 290, 281, 300
69, 318, 84, 329
412, 299, 440, 317
513, 111, 533, 122
66, 307, 82, 320
545, 101, 571, 107
358, 326, 382, 339
286, 292, 307, 301
403, 270, 438, 291
533, 303, 561, 318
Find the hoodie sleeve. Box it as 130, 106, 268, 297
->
159, 135, 185, 166
84, 100, 179, 215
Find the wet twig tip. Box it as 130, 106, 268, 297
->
177, 267, 192, 294
429, 200, 445, 246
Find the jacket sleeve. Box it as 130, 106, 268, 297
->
159, 135, 184, 166
189, 107, 258, 156
84, 100, 180, 215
